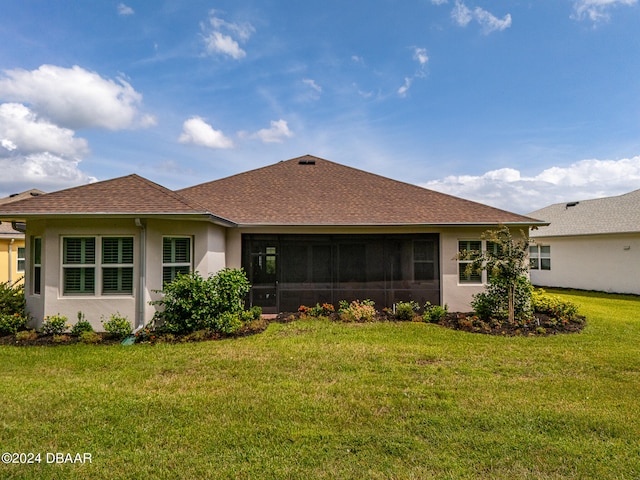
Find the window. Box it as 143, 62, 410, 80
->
163, 237, 191, 284
530, 245, 551, 270
63, 237, 96, 295
32, 238, 41, 295
458, 240, 482, 284
102, 237, 134, 294
17, 247, 25, 272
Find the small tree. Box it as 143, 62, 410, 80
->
457, 225, 532, 324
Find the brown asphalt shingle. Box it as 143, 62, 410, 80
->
0, 174, 208, 216
178, 155, 542, 226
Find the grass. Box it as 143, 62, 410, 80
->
1, 289, 639, 479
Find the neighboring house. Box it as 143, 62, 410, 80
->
0, 189, 45, 285
528, 189, 640, 295
0, 155, 544, 331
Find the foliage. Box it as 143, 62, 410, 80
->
151, 269, 251, 335
0, 313, 28, 335
203, 311, 243, 335
532, 288, 581, 324
0, 279, 25, 316
41, 315, 70, 335
241, 306, 263, 322
457, 225, 532, 323
394, 301, 420, 321
79, 331, 102, 344
338, 299, 377, 322
299, 303, 335, 318
423, 302, 449, 323
15, 329, 38, 341
471, 276, 534, 323
70, 312, 94, 336
101, 313, 132, 339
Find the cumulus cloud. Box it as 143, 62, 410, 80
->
0, 64, 155, 130
452, 1, 512, 33
117, 3, 134, 16
202, 10, 254, 59
422, 156, 640, 214
397, 47, 429, 97
243, 119, 293, 144
571, 0, 637, 22
0, 103, 94, 195
179, 116, 234, 149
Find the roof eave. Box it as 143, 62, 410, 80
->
234, 220, 549, 228
0, 212, 238, 227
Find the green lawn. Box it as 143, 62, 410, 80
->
1, 290, 639, 479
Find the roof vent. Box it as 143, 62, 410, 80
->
565, 201, 579, 209
298, 159, 316, 165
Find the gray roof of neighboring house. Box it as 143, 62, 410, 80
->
528, 189, 640, 237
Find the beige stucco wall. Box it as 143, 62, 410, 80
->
530, 233, 640, 295
0, 236, 25, 285
24, 217, 227, 331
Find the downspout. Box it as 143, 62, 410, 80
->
134, 218, 146, 331
8, 239, 14, 284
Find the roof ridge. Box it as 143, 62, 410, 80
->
127, 174, 211, 213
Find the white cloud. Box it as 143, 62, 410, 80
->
202, 11, 254, 60
303, 78, 322, 93
397, 48, 428, 97
0, 64, 155, 130
117, 3, 134, 16
247, 119, 294, 144
422, 156, 640, 214
0, 103, 94, 195
572, 0, 637, 22
397, 77, 413, 97
413, 47, 429, 66
452, 1, 511, 33
179, 116, 234, 149
432, 0, 448, 4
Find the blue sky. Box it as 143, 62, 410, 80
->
1, 0, 640, 213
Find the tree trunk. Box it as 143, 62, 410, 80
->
508, 284, 515, 324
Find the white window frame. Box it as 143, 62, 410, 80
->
162, 236, 192, 284
101, 237, 135, 295
457, 239, 500, 285
530, 244, 551, 271
61, 236, 135, 297
17, 246, 26, 273
32, 237, 42, 295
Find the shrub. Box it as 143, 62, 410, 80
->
79, 331, 102, 344
0, 280, 25, 316
204, 311, 243, 335
41, 315, 70, 335
101, 313, 132, 339
0, 313, 28, 335
15, 329, 38, 341
70, 312, 94, 336
299, 303, 335, 318
471, 276, 534, 323
151, 269, 251, 335
240, 306, 263, 322
394, 301, 420, 321
532, 288, 580, 323
423, 302, 448, 323
339, 299, 377, 322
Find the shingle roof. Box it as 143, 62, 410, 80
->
528, 189, 640, 237
0, 174, 210, 217
0, 189, 45, 205
178, 155, 542, 226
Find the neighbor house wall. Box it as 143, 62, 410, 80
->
0, 236, 25, 285
530, 233, 640, 295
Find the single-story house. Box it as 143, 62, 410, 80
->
0, 155, 544, 331
0, 189, 45, 285
528, 188, 640, 295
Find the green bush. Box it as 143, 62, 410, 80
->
394, 301, 420, 321
101, 313, 132, 339
152, 269, 251, 335
240, 306, 263, 322
532, 288, 580, 323
71, 312, 94, 336
79, 331, 102, 344
0, 280, 25, 316
205, 311, 243, 335
423, 302, 448, 323
41, 315, 69, 335
0, 313, 28, 335
471, 276, 533, 323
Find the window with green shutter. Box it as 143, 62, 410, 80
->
63, 237, 96, 294
162, 237, 192, 284
102, 237, 134, 294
